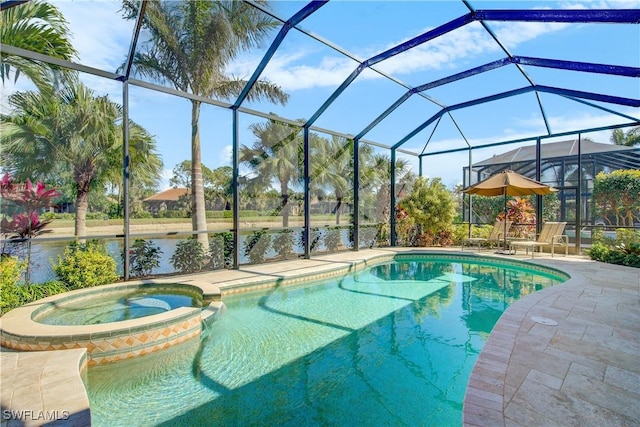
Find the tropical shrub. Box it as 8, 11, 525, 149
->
415, 232, 434, 247
297, 227, 322, 254
398, 177, 455, 246
615, 228, 640, 247
621, 243, 640, 268
209, 232, 233, 269
170, 237, 207, 273
375, 223, 390, 247
17, 281, 69, 306
325, 227, 342, 252
593, 169, 640, 227
244, 230, 272, 264
453, 223, 493, 245
272, 229, 296, 259
1, 175, 59, 283
465, 195, 504, 224
587, 230, 640, 268
587, 242, 610, 261
158, 209, 188, 219
124, 239, 162, 278
1, 254, 69, 314
53, 241, 119, 289
86, 212, 108, 220
451, 223, 468, 245
395, 206, 417, 246
497, 197, 535, 237
1, 256, 25, 314
131, 210, 153, 219
436, 230, 453, 246
40, 212, 75, 221
467, 193, 557, 226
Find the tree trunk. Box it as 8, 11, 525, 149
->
334, 195, 342, 225
191, 101, 209, 250
75, 186, 89, 240
25, 240, 32, 284
280, 182, 289, 228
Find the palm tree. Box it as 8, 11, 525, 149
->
311, 135, 354, 226
104, 122, 164, 216
366, 153, 414, 224
611, 126, 640, 147
121, 0, 288, 248
0, 0, 76, 93
1, 79, 162, 238
240, 119, 303, 227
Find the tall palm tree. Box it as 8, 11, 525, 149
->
121, 0, 288, 248
611, 126, 640, 147
1, 79, 162, 238
311, 135, 354, 226
1, 0, 76, 93
240, 119, 303, 227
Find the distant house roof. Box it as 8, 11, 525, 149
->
473, 139, 639, 171
143, 187, 189, 202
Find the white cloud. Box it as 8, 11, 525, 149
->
158, 168, 174, 191
492, 21, 570, 47
221, 145, 233, 165
259, 52, 356, 91
56, 1, 132, 73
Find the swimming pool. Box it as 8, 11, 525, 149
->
85, 255, 566, 426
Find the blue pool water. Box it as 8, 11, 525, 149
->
36, 290, 200, 325
85, 256, 566, 426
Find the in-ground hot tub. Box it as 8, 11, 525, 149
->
35, 287, 202, 325
0, 280, 225, 365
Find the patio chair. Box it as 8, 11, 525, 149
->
462, 220, 512, 251
509, 221, 569, 258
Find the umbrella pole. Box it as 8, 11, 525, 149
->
503, 192, 507, 252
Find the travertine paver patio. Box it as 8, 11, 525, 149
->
1, 348, 90, 427
462, 253, 640, 426
1, 248, 638, 426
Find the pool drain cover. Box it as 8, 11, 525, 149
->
531, 316, 558, 326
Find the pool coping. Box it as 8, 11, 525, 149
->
1, 279, 222, 336
1, 248, 637, 426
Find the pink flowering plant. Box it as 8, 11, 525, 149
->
1, 174, 60, 283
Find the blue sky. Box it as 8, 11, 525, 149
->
3, 0, 639, 190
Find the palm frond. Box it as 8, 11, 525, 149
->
1, 0, 76, 91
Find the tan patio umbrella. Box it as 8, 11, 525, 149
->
462, 170, 556, 251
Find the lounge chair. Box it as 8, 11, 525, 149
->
462, 220, 512, 251
509, 221, 569, 258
